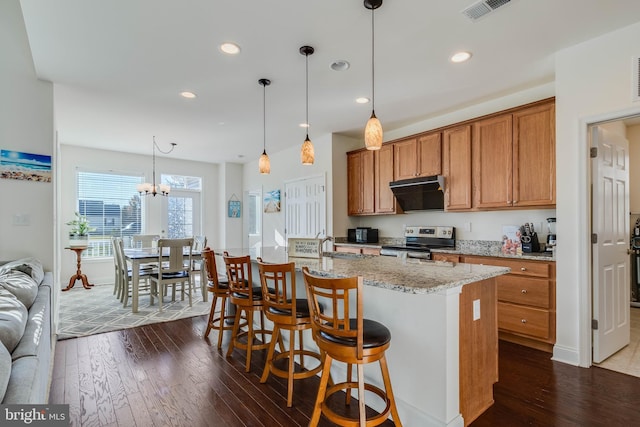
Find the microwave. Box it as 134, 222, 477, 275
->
348, 227, 379, 243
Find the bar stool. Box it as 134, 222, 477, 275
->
257, 259, 323, 407
201, 247, 237, 348
302, 267, 402, 427
223, 252, 273, 372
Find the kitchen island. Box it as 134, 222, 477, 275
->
216, 247, 510, 427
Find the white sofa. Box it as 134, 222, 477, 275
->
0, 258, 52, 403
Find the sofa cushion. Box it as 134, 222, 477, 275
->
2, 355, 43, 404
0, 258, 44, 285
0, 289, 27, 353
0, 343, 10, 403
12, 283, 50, 360
0, 270, 39, 309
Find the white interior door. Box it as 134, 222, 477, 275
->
592, 125, 630, 363
284, 175, 327, 246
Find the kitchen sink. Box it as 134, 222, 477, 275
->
321, 251, 367, 259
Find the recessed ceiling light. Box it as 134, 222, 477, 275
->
450, 51, 472, 63
356, 97, 370, 104
220, 42, 241, 55
331, 60, 350, 71
237, 154, 245, 159
180, 91, 196, 99
299, 123, 310, 128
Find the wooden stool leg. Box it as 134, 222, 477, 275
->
346, 363, 353, 405
357, 364, 366, 427
217, 296, 227, 349
310, 354, 333, 427
287, 329, 296, 407
260, 324, 280, 384
379, 355, 403, 427
204, 293, 217, 338
244, 309, 254, 372
226, 306, 243, 358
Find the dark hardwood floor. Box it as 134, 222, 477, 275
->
50, 315, 640, 426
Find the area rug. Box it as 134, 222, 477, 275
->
57, 282, 211, 340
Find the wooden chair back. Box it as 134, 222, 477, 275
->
258, 260, 298, 325
302, 266, 364, 360
223, 252, 256, 304
201, 247, 223, 290
132, 234, 159, 249
157, 238, 193, 275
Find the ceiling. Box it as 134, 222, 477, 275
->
18, 0, 640, 164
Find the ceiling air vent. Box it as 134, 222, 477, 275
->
462, 0, 512, 22
633, 56, 640, 103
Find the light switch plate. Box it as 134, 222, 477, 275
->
12, 213, 30, 226
473, 299, 481, 321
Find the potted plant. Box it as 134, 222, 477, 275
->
66, 212, 96, 247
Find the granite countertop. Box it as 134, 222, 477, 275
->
333, 242, 382, 249
216, 246, 510, 295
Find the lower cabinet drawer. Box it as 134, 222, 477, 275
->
498, 303, 550, 339
497, 276, 550, 308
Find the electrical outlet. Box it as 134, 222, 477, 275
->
465, 222, 471, 232
473, 299, 481, 321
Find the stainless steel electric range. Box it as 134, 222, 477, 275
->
380, 226, 456, 260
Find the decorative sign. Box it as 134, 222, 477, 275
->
287, 238, 322, 258
227, 193, 241, 218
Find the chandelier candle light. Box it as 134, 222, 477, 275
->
137, 136, 177, 197
300, 45, 315, 165
364, 0, 383, 150
258, 78, 271, 174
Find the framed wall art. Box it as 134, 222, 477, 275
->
263, 189, 281, 213
228, 194, 241, 218
0, 149, 52, 183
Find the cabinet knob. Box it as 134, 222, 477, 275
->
521, 319, 527, 324
520, 267, 526, 271
521, 289, 527, 294
513, 200, 518, 204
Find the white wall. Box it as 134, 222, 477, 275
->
219, 162, 244, 249
243, 134, 333, 248
59, 144, 221, 283
555, 20, 640, 366
0, 0, 54, 269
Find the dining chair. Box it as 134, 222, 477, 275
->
302, 267, 403, 427
149, 238, 194, 312
257, 259, 323, 407
223, 251, 274, 372
113, 237, 154, 308
190, 235, 208, 292
201, 247, 238, 347
132, 234, 160, 249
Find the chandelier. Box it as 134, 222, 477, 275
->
137, 136, 177, 197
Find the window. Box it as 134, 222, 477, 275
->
76, 170, 144, 258
162, 174, 202, 238
248, 191, 261, 235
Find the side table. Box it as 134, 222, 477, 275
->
62, 246, 94, 291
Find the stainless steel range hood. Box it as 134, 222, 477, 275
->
389, 175, 445, 211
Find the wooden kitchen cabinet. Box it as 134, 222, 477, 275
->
333, 245, 381, 255
374, 144, 398, 213
462, 255, 556, 352
393, 132, 442, 180
347, 150, 375, 215
472, 100, 555, 209
432, 253, 460, 263
443, 125, 472, 211
348, 144, 399, 216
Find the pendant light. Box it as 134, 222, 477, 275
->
300, 45, 315, 165
258, 78, 271, 174
364, 0, 383, 150
137, 136, 177, 197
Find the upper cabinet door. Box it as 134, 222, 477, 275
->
443, 125, 472, 211
393, 138, 419, 180
375, 144, 397, 213
512, 102, 556, 207
472, 114, 513, 209
417, 132, 442, 177
394, 132, 442, 180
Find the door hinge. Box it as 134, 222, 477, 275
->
590, 147, 598, 158
591, 233, 598, 244
592, 319, 599, 330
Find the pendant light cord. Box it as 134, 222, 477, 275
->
263, 83, 266, 153
305, 51, 310, 139
371, 5, 376, 113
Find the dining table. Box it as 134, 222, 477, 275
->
124, 247, 203, 313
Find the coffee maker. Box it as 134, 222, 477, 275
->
545, 218, 556, 252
